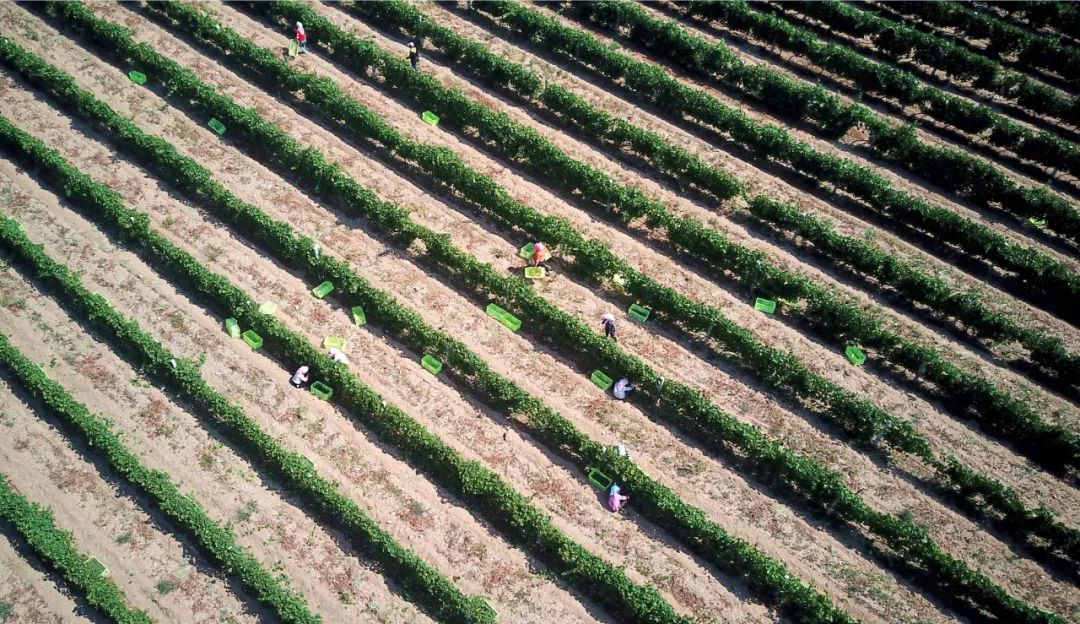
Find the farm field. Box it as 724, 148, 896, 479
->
0, 2, 1076, 624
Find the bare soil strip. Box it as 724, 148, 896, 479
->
0, 157, 597, 624
339, 0, 1080, 421
517, 1, 1080, 272
6, 3, 1071, 617
0, 369, 254, 623
0, 39, 764, 624
641, 2, 1080, 195
58, 2, 1080, 617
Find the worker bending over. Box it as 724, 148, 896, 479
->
613, 377, 636, 400
290, 365, 310, 388
608, 483, 630, 512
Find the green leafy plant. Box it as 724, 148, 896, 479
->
22, 8, 1069, 622
0, 474, 150, 623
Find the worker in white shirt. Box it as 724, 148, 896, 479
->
613, 377, 636, 400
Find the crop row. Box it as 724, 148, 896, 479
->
973, 1, 1080, 45
175, 0, 1080, 568
13, 25, 861, 623
0, 110, 494, 623
566, 0, 1080, 247
322, 0, 1080, 471
773, 0, 1079, 125
669, 0, 1080, 184
0, 36, 699, 624
42, 5, 1069, 622
466, 1, 1080, 312
0, 220, 321, 623
870, 1, 1080, 84
377, 0, 1080, 387
0, 471, 149, 624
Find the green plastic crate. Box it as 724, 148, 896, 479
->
323, 336, 345, 350
590, 370, 613, 391
524, 267, 546, 279
627, 303, 650, 323
845, 345, 866, 366
421, 111, 440, 126
518, 242, 551, 261
587, 468, 612, 491
208, 118, 226, 135
241, 330, 262, 350
311, 281, 334, 299
754, 298, 776, 314
84, 556, 109, 578
310, 381, 333, 400
224, 317, 240, 338
421, 354, 443, 375
485, 303, 521, 332
128, 70, 146, 85
351, 305, 366, 326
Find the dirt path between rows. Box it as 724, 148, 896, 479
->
53, 3, 1080, 619
0, 366, 255, 623
369, 2, 1080, 419
0, 525, 94, 624
0, 189, 442, 623
524, 3, 1080, 264
10, 2, 1080, 617
0, 161, 600, 624
0, 30, 761, 624
642, 2, 1079, 196
767, 3, 1078, 138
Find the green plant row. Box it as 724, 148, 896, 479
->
0, 472, 150, 624
565, 1, 1080, 247
0, 56, 689, 624
0, 221, 321, 624
671, 0, 1080, 182
973, 2, 1080, 46
0, 119, 493, 624
772, 0, 1080, 125
38, 7, 1068, 623
465, 2, 1080, 316
870, 1, 1080, 85
328, 0, 1080, 408
156, 0, 1080, 571
315, 0, 1080, 466
11, 28, 856, 623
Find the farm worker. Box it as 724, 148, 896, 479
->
406, 41, 420, 69
608, 483, 630, 512
613, 443, 630, 460
601, 313, 617, 341
327, 347, 349, 364
290, 365, 310, 388
532, 241, 551, 268
613, 377, 636, 400
295, 22, 308, 54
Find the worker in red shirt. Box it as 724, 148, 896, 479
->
295, 22, 308, 54
532, 241, 551, 269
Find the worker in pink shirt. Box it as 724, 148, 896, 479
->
295, 22, 308, 54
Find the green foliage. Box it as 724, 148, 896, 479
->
675, 0, 1080, 182
23, 6, 1069, 622
784, 0, 1080, 123
0, 475, 149, 624
0, 129, 489, 624
468, 0, 1080, 314
19, 10, 855, 620
878, 1, 1080, 85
